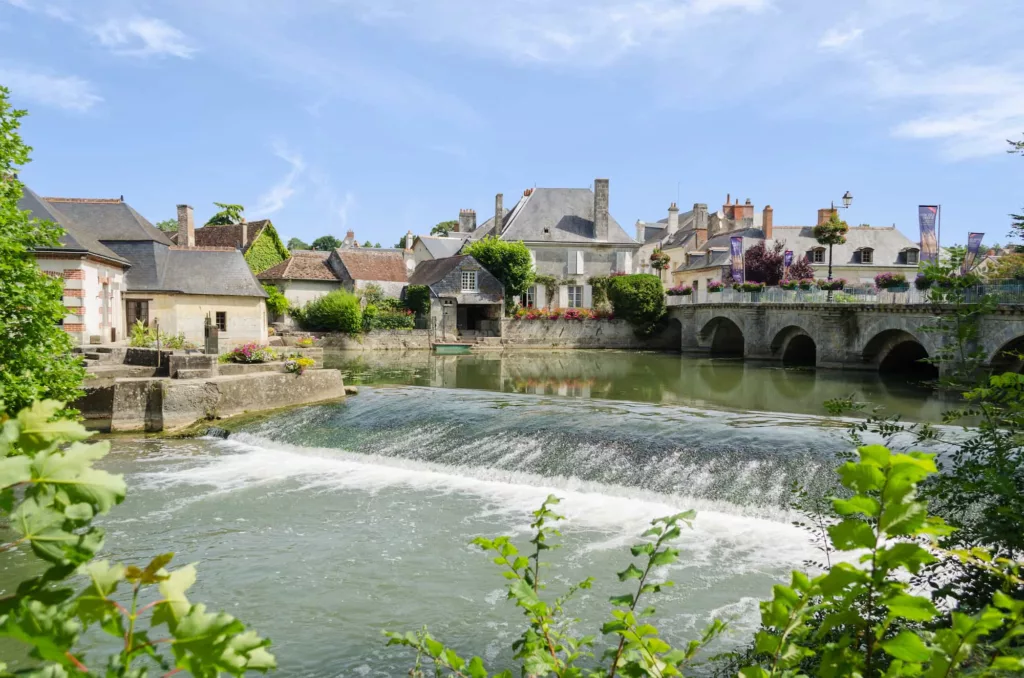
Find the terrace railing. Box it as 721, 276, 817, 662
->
665, 282, 1024, 306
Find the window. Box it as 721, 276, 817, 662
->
567, 285, 583, 308
905, 249, 920, 265
812, 248, 826, 263
461, 270, 478, 291
859, 248, 874, 264
126, 300, 149, 327
692, 280, 699, 292
216, 312, 227, 332
520, 286, 535, 308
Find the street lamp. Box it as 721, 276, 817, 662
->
823, 192, 853, 302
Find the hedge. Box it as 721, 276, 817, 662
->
606, 274, 666, 335
405, 285, 431, 316
297, 289, 362, 333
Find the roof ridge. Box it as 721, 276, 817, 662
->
43, 197, 123, 204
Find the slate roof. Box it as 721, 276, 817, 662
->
18, 188, 129, 265
494, 188, 636, 245
676, 249, 732, 273
175, 220, 271, 251
161, 249, 267, 296
42, 197, 173, 245
416, 235, 468, 259
673, 229, 765, 273
333, 248, 408, 282
409, 255, 469, 286
770, 226, 920, 266
637, 210, 696, 245
257, 252, 338, 281
465, 208, 509, 240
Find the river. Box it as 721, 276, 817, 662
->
3, 351, 949, 675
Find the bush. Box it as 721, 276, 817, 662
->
298, 289, 363, 333
787, 255, 815, 280
262, 284, 290, 317
744, 241, 785, 285
915, 273, 934, 290
607, 274, 666, 335
405, 285, 431, 316
363, 305, 415, 331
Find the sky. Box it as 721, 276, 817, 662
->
1, 0, 1022, 249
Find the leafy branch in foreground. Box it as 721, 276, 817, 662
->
0, 400, 276, 677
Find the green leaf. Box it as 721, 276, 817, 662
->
885, 593, 938, 622
649, 548, 679, 567
832, 495, 880, 517
617, 564, 644, 581
467, 656, 489, 678
828, 519, 876, 551
880, 630, 931, 662
0, 455, 30, 488
609, 593, 635, 607
31, 442, 125, 514
838, 461, 885, 493
152, 564, 197, 629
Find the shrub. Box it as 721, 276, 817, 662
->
462, 237, 534, 298
744, 241, 786, 285
129, 319, 157, 347
607, 273, 666, 335
298, 289, 363, 333
666, 284, 692, 296
285, 356, 316, 375
405, 284, 431, 316
787, 255, 815, 280
366, 307, 415, 331
262, 284, 290, 316
362, 303, 379, 331
875, 272, 908, 289
707, 280, 725, 293
361, 282, 386, 307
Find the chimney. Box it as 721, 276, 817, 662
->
403, 229, 415, 274
494, 193, 504, 234
176, 204, 195, 248
694, 203, 709, 248
343, 230, 355, 248
404, 229, 414, 252
635, 220, 645, 243
593, 178, 609, 241
667, 202, 680, 235
742, 198, 754, 221
723, 194, 734, 220
762, 205, 773, 240
239, 222, 248, 249
458, 209, 476, 233
817, 207, 837, 226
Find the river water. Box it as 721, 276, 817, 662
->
3, 351, 949, 675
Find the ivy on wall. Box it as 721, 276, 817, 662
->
243, 223, 291, 274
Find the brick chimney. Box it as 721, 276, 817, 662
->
458, 209, 476, 233
723, 193, 732, 220
739, 198, 754, 222
342, 230, 355, 248
176, 204, 195, 248
494, 193, 504, 235
667, 202, 680, 235
593, 178, 609, 241
762, 205, 773, 240
694, 203, 709, 248
817, 207, 838, 226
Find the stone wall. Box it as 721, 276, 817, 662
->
318, 329, 432, 351
500, 318, 680, 350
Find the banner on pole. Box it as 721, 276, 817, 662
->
963, 232, 984, 274
784, 249, 793, 273
730, 237, 744, 283
919, 205, 939, 264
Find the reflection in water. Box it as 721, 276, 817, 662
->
324, 350, 946, 421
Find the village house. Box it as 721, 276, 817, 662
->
407, 255, 504, 339
411, 234, 469, 266
21, 189, 268, 348
451, 179, 639, 309
326, 246, 412, 297
172, 218, 290, 274
257, 251, 338, 324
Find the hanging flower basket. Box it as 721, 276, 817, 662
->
707, 280, 725, 293
874, 272, 908, 290
667, 285, 693, 296
780, 279, 799, 291
914, 273, 933, 290
817, 279, 846, 291
797, 278, 815, 291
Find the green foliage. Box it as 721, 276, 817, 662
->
128, 320, 197, 350
812, 212, 849, 247
0, 86, 85, 415
607, 274, 666, 335
535, 275, 559, 307
262, 284, 290, 317
405, 285, 431, 316
243, 224, 290, 274
431, 220, 458, 237
362, 304, 414, 331
0, 400, 275, 676
1010, 137, 1024, 247
286, 237, 309, 250
587, 276, 613, 309
296, 289, 362, 333
462, 237, 535, 299
155, 218, 178, 233
205, 202, 244, 226
311, 235, 342, 251
361, 283, 386, 307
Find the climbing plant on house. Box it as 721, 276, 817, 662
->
244, 222, 291, 274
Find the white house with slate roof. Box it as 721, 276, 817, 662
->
452, 179, 640, 309
21, 190, 268, 349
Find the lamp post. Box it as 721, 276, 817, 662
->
825, 191, 854, 284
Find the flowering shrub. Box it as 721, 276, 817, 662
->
732, 282, 742, 291
295, 336, 316, 347
780, 279, 798, 290
591, 308, 615, 320
817, 278, 846, 291
514, 308, 611, 320
915, 273, 933, 290
740, 281, 765, 293
707, 280, 724, 293
562, 308, 590, 320
227, 342, 279, 363
285, 357, 316, 375
797, 278, 815, 290
513, 307, 528, 319
666, 285, 692, 296
874, 272, 907, 289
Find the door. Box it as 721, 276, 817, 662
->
126, 300, 149, 327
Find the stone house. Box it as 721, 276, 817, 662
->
326, 247, 411, 297
21, 191, 268, 348
21, 187, 131, 345
408, 255, 504, 339
451, 179, 639, 309
411, 234, 469, 266
173, 218, 290, 274
257, 251, 339, 324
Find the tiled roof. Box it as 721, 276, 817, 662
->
257, 252, 338, 281
770, 226, 920, 266
181, 220, 271, 251
334, 248, 408, 282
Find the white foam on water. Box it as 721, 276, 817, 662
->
139, 433, 823, 578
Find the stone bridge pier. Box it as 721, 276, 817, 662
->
668, 304, 1024, 376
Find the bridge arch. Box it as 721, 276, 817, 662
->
770, 325, 817, 367
862, 329, 938, 379
700, 316, 745, 357
989, 335, 1024, 373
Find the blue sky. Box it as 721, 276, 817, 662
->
2, 0, 1022, 248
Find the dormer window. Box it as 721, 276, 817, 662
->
857, 248, 874, 264
902, 248, 920, 265
811, 247, 826, 264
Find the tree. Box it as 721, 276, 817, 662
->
362, 240, 373, 248
787, 254, 815, 280
206, 202, 245, 226
431, 220, 458, 237
992, 252, 1024, 280
374, 242, 381, 248
462, 236, 534, 299
311, 234, 342, 250
286, 237, 309, 250
1010, 136, 1024, 248
155, 218, 178, 232
743, 241, 785, 285
813, 211, 850, 288
607, 274, 666, 335
395, 235, 410, 249
0, 86, 85, 414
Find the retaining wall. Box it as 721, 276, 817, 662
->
500, 319, 679, 350
317, 330, 431, 351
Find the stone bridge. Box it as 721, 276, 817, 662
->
666, 303, 1024, 376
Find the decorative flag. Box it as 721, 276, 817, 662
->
919, 205, 940, 264
784, 249, 793, 274
730, 236, 744, 283
963, 232, 984, 274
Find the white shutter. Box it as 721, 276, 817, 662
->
567, 250, 575, 274
558, 285, 568, 307
614, 252, 624, 273
576, 251, 585, 275
626, 252, 634, 274
583, 284, 593, 309
529, 249, 536, 269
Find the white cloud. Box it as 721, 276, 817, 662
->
334, 191, 356, 229
254, 143, 306, 215
818, 27, 863, 50
93, 17, 196, 58
0, 66, 102, 111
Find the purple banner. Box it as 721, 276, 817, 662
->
963, 232, 984, 274
919, 205, 939, 264
784, 250, 793, 270
730, 236, 744, 283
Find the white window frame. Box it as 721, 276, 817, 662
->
521, 286, 535, 308
860, 248, 874, 264
461, 270, 478, 292
812, 248, 826, 264
906, 249, 919, 265
567, 285, 584, 308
